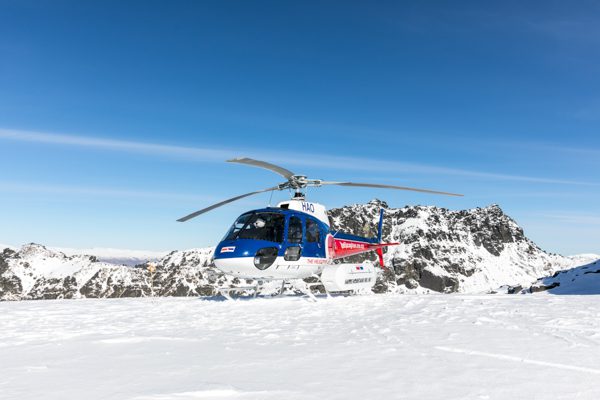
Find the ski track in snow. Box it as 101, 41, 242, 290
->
1, 295, 600, 400
435, 346, 600, 375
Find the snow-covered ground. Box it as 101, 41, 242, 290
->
1, 294, 600, 400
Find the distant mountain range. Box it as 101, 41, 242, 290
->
54, 246, 168, 266
1, 200, 597, 300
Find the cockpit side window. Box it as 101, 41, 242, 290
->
223, 212, 253, 241
306, 218, 320, 243
225, 212, 284, 243
287, 216, 303, 244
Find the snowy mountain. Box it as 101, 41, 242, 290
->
0, 244, 291, 301
0, 245, 215, 300
55, 246, 168, 266
1, 200, 596, 301
329, 200, 593, 293
529, 259, 600, 294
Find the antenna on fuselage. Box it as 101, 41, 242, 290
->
268, 189, 274, 207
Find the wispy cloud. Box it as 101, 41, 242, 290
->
541, 144, 600, 158
0, 128, 233, 161
271, 155, 599, 186
1, 128, 598, 187
465, 191, 588, 200
0, 181, 215, 202
528, 212, 600, 226
509, 141, 600, 163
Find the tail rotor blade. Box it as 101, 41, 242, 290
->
320, 181, 463, 197
177, 186, 280, 222
227, 157, 295, 180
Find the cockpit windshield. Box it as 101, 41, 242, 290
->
224, 212, 285, 243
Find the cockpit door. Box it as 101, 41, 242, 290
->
284, 215, 303, 261
304, 217, 325, 258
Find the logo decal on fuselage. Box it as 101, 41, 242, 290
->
339, 241, 368, 250
307, 258, 328, 264
220, 246, 236, 253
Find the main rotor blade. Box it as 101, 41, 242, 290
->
320, 181, 463, 197
177, 186, 280, 222
227, 157, 295, 180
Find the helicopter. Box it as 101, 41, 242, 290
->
177, 157, 462, 296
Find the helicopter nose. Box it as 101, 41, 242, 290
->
214, 240, 281, 279
214, 256, 265, 278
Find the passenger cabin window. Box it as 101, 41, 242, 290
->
287, 216, 303, 244
306, 218, 320, 243
224, 212, 284, 243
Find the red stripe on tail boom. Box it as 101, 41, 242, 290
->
328, 236, 398, 268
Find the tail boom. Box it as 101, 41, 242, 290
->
328, 235, 398, 267
327, 208, 397, 268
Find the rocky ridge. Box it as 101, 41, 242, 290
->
0, 245, 219, 300
329, 200, 584, 293
0, 200, 593, 300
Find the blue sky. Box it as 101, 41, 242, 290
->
0, 1, 599, 254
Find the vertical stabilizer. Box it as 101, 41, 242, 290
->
376, 208, 385, 267
377, 208, 384, 243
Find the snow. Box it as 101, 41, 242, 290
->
2, 294, 600, 400
568, 254, 600, 265
2, 243, 167, 266
386, 234, 585, 294
6, 244, 109, 295
52, 246, 168, 266
532, 258, 600, 295
330, 202, 586, 294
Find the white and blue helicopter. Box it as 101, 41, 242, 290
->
178, 158, 462, 296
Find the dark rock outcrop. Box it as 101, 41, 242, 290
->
530, 282, 561, 293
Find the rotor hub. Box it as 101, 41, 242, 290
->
279, 175, 323, 190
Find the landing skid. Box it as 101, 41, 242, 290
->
217, 280, 287, 300
218, 285, 259, 300
301, 282, 372, 301
215, 275, 375, 301
302, 277, 331, 302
